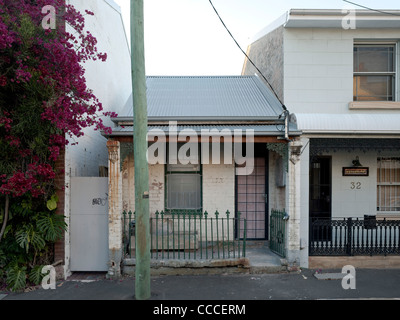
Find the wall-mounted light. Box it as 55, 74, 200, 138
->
352, 156, 362, 167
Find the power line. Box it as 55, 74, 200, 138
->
343, 0, 400, 16
207, 0, 287, 111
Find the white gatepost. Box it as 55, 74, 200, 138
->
106, 140, 123, 279
285, 139, 302, 269
299, 137, 310, 268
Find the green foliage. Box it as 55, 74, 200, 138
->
16, 225, 46, 253
0, 195, 67, 291
0, 248, 6, 279
6, 263, 27, 292
46, 194, 58, 211
37, 212, 66, 242
29, 265, 45, 286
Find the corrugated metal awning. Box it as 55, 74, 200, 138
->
294, 113, 400, 135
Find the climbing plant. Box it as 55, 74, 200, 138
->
0, 0, 115, 290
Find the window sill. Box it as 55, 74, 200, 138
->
376, 213, 400, 220
349, 101, 400, 110
163, 209, 203, 216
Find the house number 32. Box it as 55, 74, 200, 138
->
350, 182, 361, 189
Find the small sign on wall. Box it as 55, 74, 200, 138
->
342, 167, 369, 176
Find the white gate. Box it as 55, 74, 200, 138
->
70, 177, 108, 271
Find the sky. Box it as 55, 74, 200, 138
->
113, 0, 400, 76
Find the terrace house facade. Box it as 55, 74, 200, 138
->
102, 75, 303, 277
243, 9, 400, 268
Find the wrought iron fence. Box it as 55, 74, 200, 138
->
309, 217, 400, 256
123, 210, 247, 260
269, 209, 288, 257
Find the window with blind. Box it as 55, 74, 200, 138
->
353, 43, 396, 101
165, 143, 202, 212
377, 157, 400, 214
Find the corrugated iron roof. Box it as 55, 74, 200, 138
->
118, 75, 284, 120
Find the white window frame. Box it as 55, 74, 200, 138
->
165, 143, 202, 213
377, 157, 400, 215
353, 41, 397, 102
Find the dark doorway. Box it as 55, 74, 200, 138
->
309, 156, 332, 241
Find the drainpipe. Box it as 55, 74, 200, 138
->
279, 108, 291, 141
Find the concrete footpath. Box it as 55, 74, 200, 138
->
1, 268, 400, 301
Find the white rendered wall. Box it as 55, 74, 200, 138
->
283, 28, 400, 114
66, 0, 131, 178
64, 0, 131, 277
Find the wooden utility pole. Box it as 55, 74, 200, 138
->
131, 0, 150, 300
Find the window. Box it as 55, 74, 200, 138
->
377, 157, 400, 214
354, 44, 396, 101
165, 143, 202, 212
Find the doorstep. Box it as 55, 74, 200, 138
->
123, 241, 288, 276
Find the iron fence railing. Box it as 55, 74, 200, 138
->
123, 210, 247, 260
310, 217, 400, 256
269, 209, 288, 257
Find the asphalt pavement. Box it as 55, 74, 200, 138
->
1, 268, 400, 301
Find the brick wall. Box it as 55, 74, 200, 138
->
202, 163, 235, 215
122, 154, 165, 216
54, 148, 65, 263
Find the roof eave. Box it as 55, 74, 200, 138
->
101, 130, 302, 138
284, 9, 400, 29
112, 116, 284, 124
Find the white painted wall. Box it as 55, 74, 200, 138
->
66, 0, 131, 178
64, 0, 131, 277
330, 149, 399, 219
283, 28, 400, 114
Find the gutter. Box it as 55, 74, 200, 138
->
300, 130, 400, 135
102, 130, 302, 138
288, 8, 400, 17
111, 116, 286, 124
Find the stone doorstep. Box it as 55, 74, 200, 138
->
122, 258, 249, 276
122, 257, 288, 276
123, 257, 250, 269
123, 241, 290, 275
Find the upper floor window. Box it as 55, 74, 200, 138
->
353, 43, 396, 101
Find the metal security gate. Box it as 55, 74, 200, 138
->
70, 177, 108, 271
236, 156, 268, 239
269, 209, 287, 257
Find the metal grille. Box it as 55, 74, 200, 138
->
122, 210, 247, 260
309, 217, 400, 256
377, 157, 400, 214
236, 157, 267, 239
270, 209, 287, 257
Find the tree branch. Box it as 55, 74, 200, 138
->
0, 194, 10, 243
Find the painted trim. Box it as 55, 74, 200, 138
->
349, 101, 400, 109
